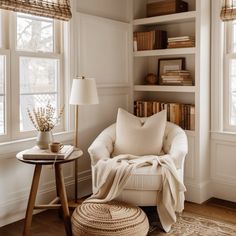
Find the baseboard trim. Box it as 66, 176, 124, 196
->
211, 180, 236, 203
0, 171, 92, 228
185, 180, 212, 203
6, 175, 236, 227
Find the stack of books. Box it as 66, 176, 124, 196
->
134, 101, 195, 130
133, 30, 167, 51
167, 36, 195, 48
161, 70, 193, 86
22, 145, 74, 160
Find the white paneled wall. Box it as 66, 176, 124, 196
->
77, 13, 130, 87
0, 0, 131, 227
75, 12, 132, 188
211, 133, 236, 202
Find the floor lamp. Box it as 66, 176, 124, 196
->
69, 76, 99, 203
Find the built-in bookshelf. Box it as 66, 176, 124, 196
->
133, 0, 196, 131
132, 0, 210, 203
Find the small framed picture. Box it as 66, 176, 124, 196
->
158, 58, 185, 84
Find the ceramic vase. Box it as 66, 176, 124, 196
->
36, 131, 53, 149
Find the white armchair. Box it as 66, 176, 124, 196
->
88, 121, 188, 206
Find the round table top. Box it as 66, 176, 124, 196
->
16, 148, 83, 165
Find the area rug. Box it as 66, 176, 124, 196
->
142, 207, 236, 236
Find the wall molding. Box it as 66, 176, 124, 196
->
97, 83, 131, 88
211, 140, 236, 185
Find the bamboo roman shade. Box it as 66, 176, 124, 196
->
221, 0, 236, 21
0, 0, 72, 21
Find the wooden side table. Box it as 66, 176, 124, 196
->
16, 149, 83, 236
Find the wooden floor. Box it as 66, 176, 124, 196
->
0, 198, 236, 236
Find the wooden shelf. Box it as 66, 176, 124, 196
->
133, 11, 196, 26
134, 85, 195, 93
134, 47, 195, 57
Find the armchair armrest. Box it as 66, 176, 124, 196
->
88, 124, 116, 166
163, 122, 188, 169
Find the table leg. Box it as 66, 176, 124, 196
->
55, 164, 72, 236
55, 167, 63, 219
24, 164, 42, 236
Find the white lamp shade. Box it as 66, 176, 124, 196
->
69, 77, 99, 105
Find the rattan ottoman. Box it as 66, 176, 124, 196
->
71, 201, 149, 236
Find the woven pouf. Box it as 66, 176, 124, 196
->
71, 201, 149, 236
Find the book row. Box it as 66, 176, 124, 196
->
134, 101, 195, 130
167, 36, 195, 49
133, 33, 195, 51
160, 70, 193, 86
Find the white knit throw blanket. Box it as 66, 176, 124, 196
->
86, 154, 186, 232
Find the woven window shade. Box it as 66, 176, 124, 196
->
221, 0, 236, 21
0, 0, 72, 21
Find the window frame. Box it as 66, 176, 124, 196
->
223, 21, 236, 131
0, 10, 68, 143
0, 49, 10, 142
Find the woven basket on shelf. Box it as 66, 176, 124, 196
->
71, 200, 149, 236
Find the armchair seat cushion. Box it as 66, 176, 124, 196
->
123, 165, 163, 191
93, 162, 183, 192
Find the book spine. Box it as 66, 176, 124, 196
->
134, 101, 137, 116
144, 101, 147, 117
147, 101, 152, 116
190, 105, 195, 130
187, 104, 190, 130
170, 103, 175, 123
153, 101, 156, 114
176, 104, 181, 126
183, 104, 187, 130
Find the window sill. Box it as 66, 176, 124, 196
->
211, 131, 236, 142
0, 131, 74, 160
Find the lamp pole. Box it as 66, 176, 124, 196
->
70, 76, 98, 205
74, 76, 85, 203
74, 104, 78, 203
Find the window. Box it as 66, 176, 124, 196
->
0, 10, 65, 142
17, 13, 54, 52
19, 57, 59, 132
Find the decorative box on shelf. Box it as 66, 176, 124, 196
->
133, 30, 167, 51
147, 0, 188, 17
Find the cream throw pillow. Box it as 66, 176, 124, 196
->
113, 108, 167, 156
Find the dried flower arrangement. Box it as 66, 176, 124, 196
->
27, 102, 64, 132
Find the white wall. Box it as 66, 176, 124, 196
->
210, 0, 236, 203
74, 0, 132, 193
0, 0, 131, 227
